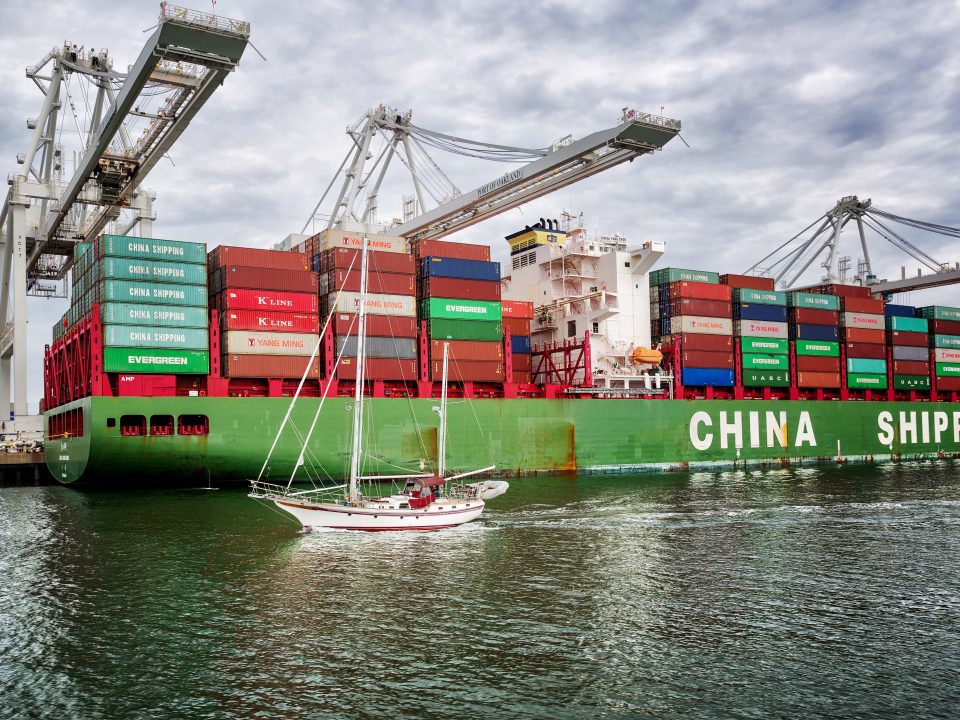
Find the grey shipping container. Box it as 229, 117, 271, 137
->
335, 335, 418, 360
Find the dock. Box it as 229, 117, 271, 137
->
0, 453, 53, 484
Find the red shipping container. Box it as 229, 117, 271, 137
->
893, 360, 930, 375
322, 247, 415, 275
330, 313, 417, 338
221, 309, 319, 334
676, 298, 732, 318
796, 356, 841, 372
430, 339, 503, 362
888, 330, 927, 347
512, 354, 532, 372
512, 370, 532, 384
430, 359, 504, 382
212, 266, 317, 293
931, 319, 960, 335
936, 376, 960, 391
840, 297, 884, 313
216, 288, 318, 313
419, 276, 501, 302
501, 300, 535, 319
817, 283, 872, 299
790, 308, 839, 326
414, 239, 490, 262
797, 371, 841, 388
208, 245, 309, 272
335, 358, 418, 381
844, 342, 886, 359
668, 333, 733, 352
222, 354, 320, 379
681, 350, 734, 369
719, 274, 775, 291
842, 327, 885, 344
668, 281, 732, 302
323, 268, 415, 296
502, 318, 532, 336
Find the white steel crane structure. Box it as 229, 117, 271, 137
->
0, 4, 250, 418
301, 105, 681, 242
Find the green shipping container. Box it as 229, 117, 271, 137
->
788, 292, 840, 311
421, 298, 502, 321
651, 267, 720, 285
103, 325, 209, 350
102, 257, 207, 285
100, 280, 208, 307
893, 375, 931, 390
796, 340, 840, 357
99, 234, 207, 265
741, 353, 789, 370
917, 306, 960, 322
427, 318, 503, 342
885, 316, 928, 332
741, 336, 788, 354
847, 357, 887, 374
847, 373, 888, 389
742, 369, 790, 387
931, 334, 960, 349
101, 302, 209, 328
935, 363, 960, 377
103, 347, 210, 374
734, 288, 787, 306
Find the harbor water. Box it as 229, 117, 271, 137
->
2, 463, 959, 719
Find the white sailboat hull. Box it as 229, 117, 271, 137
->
274, 497, 486, 532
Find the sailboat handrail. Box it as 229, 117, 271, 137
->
357, 473, 434, 481
445, 465, 496, 482
288, 484, 347, 495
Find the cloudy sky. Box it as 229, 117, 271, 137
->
3, 0, 960, 411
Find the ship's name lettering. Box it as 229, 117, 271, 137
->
877, 410, 960, 446
689, 410, 816, 451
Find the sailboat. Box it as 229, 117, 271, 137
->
249, 235, 508, 532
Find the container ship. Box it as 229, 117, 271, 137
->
40, 218, 960, 485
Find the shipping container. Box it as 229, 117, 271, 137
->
681, 350, 734, 369
796, 355, 841, 373
847, 373, 887, 390
321, 268, 415, 296
421, 297, 503, 322
885, 316, 928, 333
884, 304, 917, 318
937, 377, 960, 391
419, 276, 501, 302
208, 245, 310, 271
847, 357, 887, 374
893, 375, 931, 390
216, 288, 318, 313
412, 239, 491, 262
98, 234, 207, 265
789, 324, 839, 342
888, 330, 927, 347
670, 316, 733, 336
429, 359, 504, 383
667, 281, 732, 302
735, 303, 787, 322
741, 337, 789, 355
797, 371, 841, 388
892, 346, 929, 362
934, 348, 960, 363
335, 357, 418, 380
101, 257, 207, 285
732, 288, 786, 305
841, 327, 886, 344
223, 331, 318, 356
103, 325, 208, 350
917, 305, 960, 322
511, 353, 532, 372
839, 297, 884, 314
331, 313, 417, 338
320, 246, 415, 274
796, 340, 840, 357
221, 310, 319, 334
103, 347, 209, 374
812, 283, 872, 299
719, 274, 776, 291
313, 229, 407, 255
100, 280, 208, 307
930, 319, 960, 335
893, 360, 930, 375
681, 367, 734, 386
502, 317, 532, 337
844, 342, 887, 360
675, 298, 732, 318
931, 334, 960, 349
222, 354, 320, 379
427, 318, 503, 342
430, 339, 503, 362
734, 319, 789, 339
668, 333, 733, 352
501, 300, 535, 319
742, 369, 791, 387
511, 335, 531, 354
789, 292, 840, 311
790, 308, 840, 326
513, 370, 533, 384
211, 266, 318, 294
742, 353, 789, 370
101, 303, 208, 328
336, 335, 417, 360
421, 256, 500, 282
331, 291, 417, 317
840, 312, 884, 330
651, 267, 720, 285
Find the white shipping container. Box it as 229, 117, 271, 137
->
670, 315, 733, 336
734, 319, 789, 338
934, 348, 960, 363
224, 331, 319, 356
320, 229, 407, 254
841, 312, 884, 329
332, 291, 416, 317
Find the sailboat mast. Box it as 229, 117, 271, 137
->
438, 341, 449, 478
348, 236, 370, 500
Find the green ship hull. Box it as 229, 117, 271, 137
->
44, 397, 960, 484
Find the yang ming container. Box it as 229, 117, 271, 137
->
331, 291, 416, 317
223, 331, 318, 356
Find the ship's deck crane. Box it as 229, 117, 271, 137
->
302, 106, 681, 242
0, 4, 250, 417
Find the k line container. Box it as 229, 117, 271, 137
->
670, 316, 733, 336
892, 345, 929, 362
321, 268, 415, 296
336, 357, 418, 380
884, 304, 917, 318
796, 340, 840, 357
315, 229, 407, 255
421, 298, 502, 321
501, 300, 535, 319
217, 288, 318, 313
930, 319, 960, 335
681, 367, 734, 386
789, 292, 840, 311
212, 266, 318, 294
885, 316, 928, 333
741, 353, 789, 370
502, 318, 532, 336
221, 310, 319, 334
840, 297, 884, 314
917, 305, 960, 322
742, 369, 790, 387
667, 281, 732, 302
651, 267, 720, 285
741, 337, 788, 355
336, 335, 417, 360
841, 312, 884, 330
796, 355, 841, 373
797, 371, 841, 388
103, 347, 209, 374
790, 308, 840, 326
331, 313, 418, 338
413, 239, 491, 262
844, 342, 887, 360
100, 258, 208, 285
847, 357, 887, 374
510, 335, 531, 354
894, 360, 930, 375
427, 318, 503, 342
101, 303, 208, 328
98, 235, 207, 264
847, 373, 887, 389
208, 245, 310, 271
222, 354, 320, 379
100, 280, 208, 307
419, 276, 501, 302
675, 298, 732, 318
841, 327, 885, 344
430, 360, 504, 382
430, 339, 503, 362
893, 375, 930, 390
223, 331, 318, 356
331, 291, 416, 317
735, 303, 787, 322
421, 257, 500, 282
934, 348, 960, 363
931, 334, 960, 349
681, 350, 733, 369
888, 330, 927, 347
320, 247, 415, 274
103, 325, 208, 350
732, 288, 786, 305
671, 333, 733, 352
735, 319, 788, 339
720, 274, 776, 291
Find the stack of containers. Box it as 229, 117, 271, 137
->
208, 246, 320, 379
885, 304, 930, 391
650, 268, 734, 387
788, 291, 841, 388
78, 235, 210, 374
724, 276, 790, 389
416, 242, 504, 383
838, 291, 888, 391
502, 300, 534, 383
918, 306, 960, 392
313, 232, 417, 381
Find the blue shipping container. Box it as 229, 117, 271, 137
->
510, 335, 531, 354
789, 323, 840, 341
735, 303, 788, 323
682, 367, 735, 387
421, 256, 500, 282
884, 303, 916, 318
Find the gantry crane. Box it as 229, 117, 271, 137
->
0, 4, 250, 418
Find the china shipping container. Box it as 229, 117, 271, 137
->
318, 246, 415, 274
790, 308, 839, 326
420, 257, 501, 282
430, 339, 503, 362
97, 234, 207, 264
101, 257, 207, 285
840, 297, 884, 314
918, 306, 960, 322
223, 330, 318, 356
211, 266, 317, 294
796, 356, 841, 373
98, 279, 208, 307
891, 346, 928, 362
413, 239, 491, 261
418, 276, 501, 302
844, 342, 887, 359
331, 313, 418, 338
650, 267, 720, 284
222, 354, 320, 379
101, 303, 208, 328
208, 245, 310, 272
501, 300, 535, 319
103, 325, 209, 350
797, 371, 841, 388
430, 360, 504, 382
216, 288, 318, 314
789, 292, 840, 311
719, 274, 776, 291
681, 350, 734, 369
847, 358, 887, 374
329, 291, 417, 317
667, 281, 732, 302
842, 327, 886, 344
336, 336, 418, 360
888, 330, 927, 347
733, 288, 787, 305
502, 317, 532, 336
221, 310, 319, 334
335, 357, 418, 380
931, 334, 960, 348
320, 268, 415, 296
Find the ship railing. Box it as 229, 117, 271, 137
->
619, 108, 682, 130
159, 3, 251, 37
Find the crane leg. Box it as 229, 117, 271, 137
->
11, 203, 27, 417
